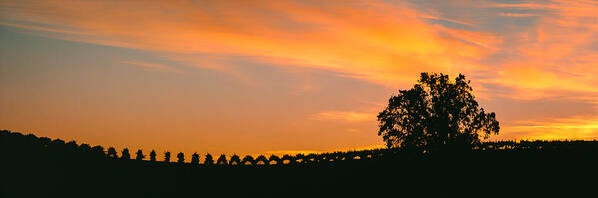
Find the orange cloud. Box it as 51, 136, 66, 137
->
498, 13, 540, 18
496, 115, 598, 140
0, 0, 498, 87
482, 0, 598, 100
123, 61, 180, 73
310, 111, 374, 122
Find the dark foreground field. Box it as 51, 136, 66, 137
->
1, 130, 597, 197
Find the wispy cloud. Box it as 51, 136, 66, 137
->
0, 0, 498, 87
310, 111, 373, 122
3, 0, 595, 102
495, 115, 598, 140
480, 0, 598, 100
498, 13, 540, 17
123, 61, 180, 73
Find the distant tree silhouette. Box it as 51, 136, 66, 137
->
306, 153, 317, 163
314, 153, 325, 163
269, 155, 282, 165
135, 149, 145, 160
121, 148, 131, 159
377, 72, 500, 152
216, 154, 228, 165
79, 144, 91, 152
91, 145, 105, 158
177, 152, 185, 163
296, 154, 306, 164
66, 141, 78, 155
255, 155, 269, 165
50, 139, 66, 153
241, 155, 255, 165
150, 150, 157, 162
164, 152, 171, 162
107, 147, 118, 158
281, 155, 293, 164
191, 152, 200, 164
204, 154, 214, 165
229, 154, 241, 165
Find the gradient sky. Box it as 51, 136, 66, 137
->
1, 0, 597, 156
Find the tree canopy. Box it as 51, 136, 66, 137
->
377, 73, 499, 151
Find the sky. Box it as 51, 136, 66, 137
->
1, 0, 597, 156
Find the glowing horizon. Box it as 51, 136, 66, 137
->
1, 0, 597, 156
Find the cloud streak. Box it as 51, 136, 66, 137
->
0, 0, 498, 87
310, 111, 373, 122
498, 115, 598, 140
123, 61, 180, 73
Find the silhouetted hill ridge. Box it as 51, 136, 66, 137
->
1, 130, 597, 197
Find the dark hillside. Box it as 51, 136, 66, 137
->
1, 130, 597, 197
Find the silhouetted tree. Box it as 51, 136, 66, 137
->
306, 153, 317, 163
216, 154, 228, 165
241, 155, 255, 165
164, 151, 171, 162
91, 145, 105, 158
50, 139, 66, 154
78, 144, 91, 152
121, 148, 131, 159
38, 137, 51, 148
191, 152, 200, 164
269, 155, 282, 165
377, 72, 500, 152
229, 154, 241, 165
107, 147, 118, 158
66, 141, 78, 151
177, 152, 185, 163
135, 149, 145, 160
204, 153, 214, 165
296, 154, 306, 164
150, 150, 157, 162
255, 155, 269, 165
281, 155, 293, 164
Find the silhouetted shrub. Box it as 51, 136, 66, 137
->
204, 154, 214, 165
191, 152, 200, 164
91, 145, 105, 158
66, 141, 78, 154
255, 155, 268, 165
305, 154, 317, 163
269, 155, 281, 165
296, 154, 306, 164
177, 152, 185, 163
107, 147, 118, 158
135, 149, 145, 160
216, 154, 228, 165
50, 139, 66, 154
241, 155, 255, 165
79, 144, 92, 152
229, 154, 241, 165
281, 155, 293, 164
121, 148, 131, 160
164, 152, 171, 162
38, 137, 51, 147
150, 150, 157, 162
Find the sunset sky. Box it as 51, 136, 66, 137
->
1, 0, 597, 156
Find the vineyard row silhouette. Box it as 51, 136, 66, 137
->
3, 130, 597, 166
3, 129, 598, 197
